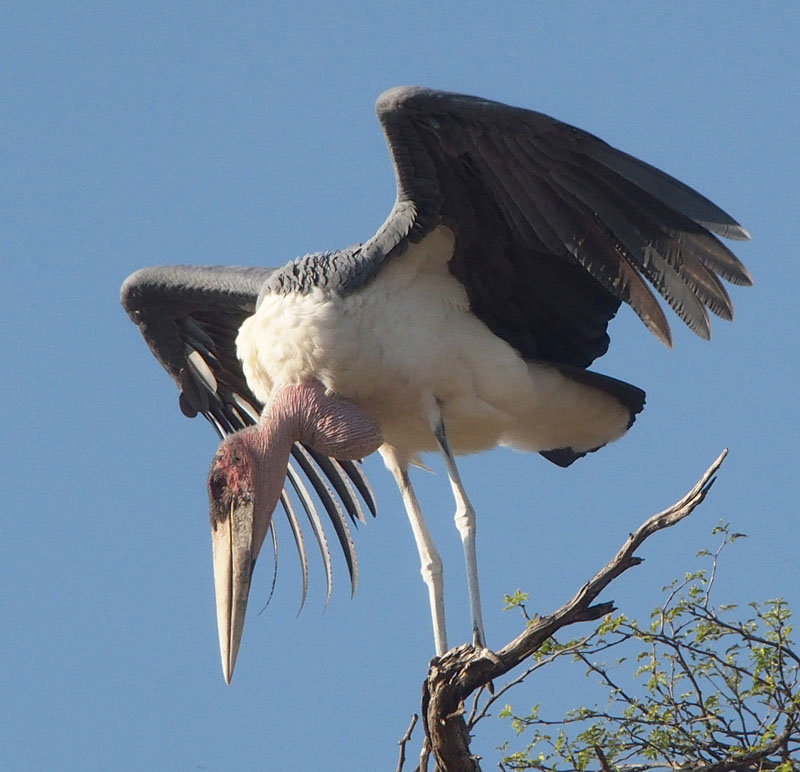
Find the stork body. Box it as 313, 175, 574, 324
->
236, 224, 642, 661
121, 87, 751, 683
239, 225, 635, 459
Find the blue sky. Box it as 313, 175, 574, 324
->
4, 3, 799, 770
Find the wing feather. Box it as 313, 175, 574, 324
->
291, 445, 358, 596
286, 462, 333, 606
279, 490, 309, 612
368, 86, 750, 367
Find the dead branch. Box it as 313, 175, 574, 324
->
419, 450, 728, 772
396, 714, 419, 772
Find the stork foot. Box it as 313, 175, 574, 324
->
472, 644, 499, 665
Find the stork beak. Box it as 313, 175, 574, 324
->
207, 426, 286, 684
210, 495, 258, 684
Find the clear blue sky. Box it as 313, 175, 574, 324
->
4, 3, 799, 770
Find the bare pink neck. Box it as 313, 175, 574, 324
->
251, 380, 383, 514
269, 380, 382, 457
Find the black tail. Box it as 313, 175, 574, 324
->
539, 364, 645, 468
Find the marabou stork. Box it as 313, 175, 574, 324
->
121, 87, 751, 683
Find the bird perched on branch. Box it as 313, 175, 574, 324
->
121, 87, 751, 683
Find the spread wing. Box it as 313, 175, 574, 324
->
120, 265, 376, 609
358, 86, 751, 368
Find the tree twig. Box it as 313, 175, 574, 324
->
396, 714, 418, 772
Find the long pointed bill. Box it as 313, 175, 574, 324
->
210, 495, 258, 684
207, 423, 291, 684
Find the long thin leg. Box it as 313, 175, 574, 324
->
430, 406, 486, 649
381, 447, 448, 656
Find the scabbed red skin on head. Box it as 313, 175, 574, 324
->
208, 431, 257, 529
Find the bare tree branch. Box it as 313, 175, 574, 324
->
397, 714, 419, 772
418, 450, 729, 771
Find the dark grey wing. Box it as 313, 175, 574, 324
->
121, 265, 270, 433
120, 265, 376, 608
360, 86, 751, 368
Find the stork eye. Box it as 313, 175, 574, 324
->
208, 470, 227, 504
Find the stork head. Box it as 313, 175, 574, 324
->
206, 380, 383, 683
208, 425, 286, 684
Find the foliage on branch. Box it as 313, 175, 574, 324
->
498, 524, 800, 772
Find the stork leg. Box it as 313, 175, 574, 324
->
381, 448, 448, 656
430, 405, 486, 649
